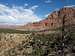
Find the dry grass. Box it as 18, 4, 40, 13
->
0, 33, 32, 56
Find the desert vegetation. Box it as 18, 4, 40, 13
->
0, 33, 33, 56
0, 30, 75, 56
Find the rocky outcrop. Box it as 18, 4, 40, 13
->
16, 7, 75, 31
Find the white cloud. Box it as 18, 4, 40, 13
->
30, 5, 39, 10
44, 14, 49, 18
45, 0, 52, 3
64, 5, 75, 8
0, 4, 41, 25
24, 3, 28, 6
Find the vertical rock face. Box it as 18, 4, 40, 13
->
58, 8, 75, 25
48, 11, 62, 29
47, 7, 75, 29
16, 7, 75, 31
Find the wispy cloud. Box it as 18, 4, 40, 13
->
44, 14, 49, 18
64, 5, 75, 8
30, 5, 39, 10
45, 0, 52, 3
0, 4, 41, 25
24, 3, 28, 6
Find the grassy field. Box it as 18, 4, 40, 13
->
0, 28, 32, 33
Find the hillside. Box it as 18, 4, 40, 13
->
16, 7, 75, 31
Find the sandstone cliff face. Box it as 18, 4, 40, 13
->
16, 7, 75, 31
48, 11, 62, 29
46, 7, 75, 29
58, 8, 75, 25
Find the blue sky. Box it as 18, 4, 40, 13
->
0, 0, 75, 25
